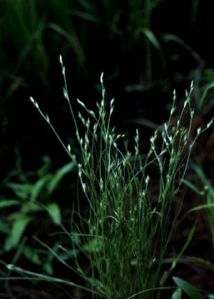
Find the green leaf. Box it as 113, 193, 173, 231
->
0, 220, 10, 234
77, 0, 95, 12
60, 248, 79, 259
83, 237, 103, 253
47, 23, 85, 65
23, 246, 41, 265
193, 164, 214, 198
71, 10, 100, 23
170, 224, 196, 271
188, 203, 214, 214
22, 201, 42, 213
163, 33, 190, 50
6, 182, 33, 200
200, 82, 214, 107
142, 28, 161, 51
4, 215, 32, 251
31, 174, 52, 201
71, 233, 81, 245
181, 179, 201, 195
184, 256, 214, 269
0, 200, 19, 209
142, 28, 166, 69
172, 276, 204, 299
172, 288, 182, 299
48, 162, 75, 194
46, 203, 61, 225
43, 261, 53, 275
125, 117, 158, 129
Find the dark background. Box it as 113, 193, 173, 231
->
0, 0, 213, 174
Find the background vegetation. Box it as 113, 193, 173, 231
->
0, 0, 213, 298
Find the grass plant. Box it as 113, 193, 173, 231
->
25, 56, 214, 298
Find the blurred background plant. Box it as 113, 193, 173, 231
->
0, 154, 75, 267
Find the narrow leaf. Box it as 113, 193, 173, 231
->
0, 200, 19, 209
142, 28, 161, 50
48, 162, 75, 194
201, 82, 214, 107
31, 174, 52, 201
182, 179, 201, 195
46, 203, 61, 225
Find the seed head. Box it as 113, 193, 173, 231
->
59, 54, 63, 65
197, 127, 201, 135
206, 119, 213, 129
100, 72, 104, 84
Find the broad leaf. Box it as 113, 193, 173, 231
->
4, 215, 32, 251
23, 246, 41, 265
172, 288, 182, 299
173, 276, 204, 299
6, 182, 33, 200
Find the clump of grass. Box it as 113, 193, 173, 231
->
27, 56, 213, 298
